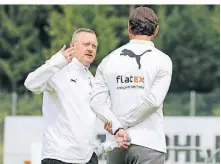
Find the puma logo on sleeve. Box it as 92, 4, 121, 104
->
120, 49, 152, 69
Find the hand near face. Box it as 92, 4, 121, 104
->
71, 32, 98, 67
60, 44, 75, 63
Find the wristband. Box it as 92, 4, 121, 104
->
113, 128, 124, 135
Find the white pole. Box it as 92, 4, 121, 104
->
190, 90, 196, 116
12, 91, 17, 115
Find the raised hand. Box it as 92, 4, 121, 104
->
60, 45, 75, 63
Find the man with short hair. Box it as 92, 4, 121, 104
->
24, 28, 99, 164
90, 7, 172, 164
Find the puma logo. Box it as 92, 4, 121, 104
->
120, 49, 152, 69
70, 79, 77, 83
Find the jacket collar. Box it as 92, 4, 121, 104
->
129, 39, 155, 47
70, 57, 90, 70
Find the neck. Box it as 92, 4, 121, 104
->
73, 57, 90, 68
130, 35, 154, 41
80, 60, 90, 68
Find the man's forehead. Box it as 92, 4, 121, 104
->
76, 32, 97, 41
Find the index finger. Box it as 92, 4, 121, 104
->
104, 122, 109, 127
104, 123, 108, 129
65, 47, 75, 52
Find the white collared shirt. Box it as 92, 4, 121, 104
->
90, 39, 172, 153
24, 52, 96, 163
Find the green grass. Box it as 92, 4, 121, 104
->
0, 140, 3, 164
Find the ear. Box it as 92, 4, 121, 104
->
153, 25, 159, 37
70, 40, 75, 48
128, 23, 133, 39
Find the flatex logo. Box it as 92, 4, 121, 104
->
116, 75, 144, 83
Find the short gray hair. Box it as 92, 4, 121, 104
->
72, 28, 96, 41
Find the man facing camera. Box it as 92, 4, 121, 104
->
25, 28, 99, 164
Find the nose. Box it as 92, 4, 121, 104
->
87, 45, 93, 53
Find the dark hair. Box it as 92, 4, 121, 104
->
129, 7, 158, 36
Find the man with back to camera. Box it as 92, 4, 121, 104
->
24, 28, 100, 164
90, 7, 172, 164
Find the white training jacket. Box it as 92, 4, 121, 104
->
24, 51, 96, 163
90, 39, 172, 153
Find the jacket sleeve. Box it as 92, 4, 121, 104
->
119, 56, 172, 128
24, 51, 68, 94
90, 61, 123, 134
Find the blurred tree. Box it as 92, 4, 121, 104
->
0, 6, 53, 114
0, 6, 54, 93
154, 5, 220, 92
33, 5, 55, 48
0, 5, 220, 117
111, 5, 132, 47
212, 107, 220, 116
46, 5, 122, 74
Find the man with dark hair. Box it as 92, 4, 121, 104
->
128, 6, 158, 37
90, 7, 172, 164
25, 28, 99, 164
